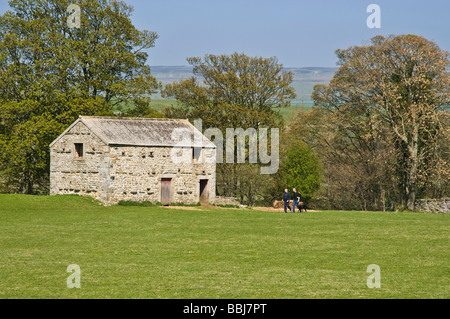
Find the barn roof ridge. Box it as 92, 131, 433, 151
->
79, 115, 188, 122
50, 116, 216, 149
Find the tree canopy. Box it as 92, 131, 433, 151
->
162, 52, 296, 205
0, 0, 160, 193
162, 52, 296, 128
280, 141, 322, 203
0, 0, 160, 105
310, 35, 450, 210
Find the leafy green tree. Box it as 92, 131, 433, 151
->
0, 0, 160, 105
0, 0, 160, 193
0, 97, 112, 194
162, 53, 295, 128
161, 52, 296, 205
279, 141, 322, 203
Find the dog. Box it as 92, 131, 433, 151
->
296, 201, 307, 212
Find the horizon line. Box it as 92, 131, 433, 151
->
149, 65, 338, 69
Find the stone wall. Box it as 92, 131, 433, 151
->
415, 198, 450, 213
213, 196, 241, 206
50, 121, 216, 205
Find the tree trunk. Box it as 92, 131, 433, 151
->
22, 177, 33, 195
405, 129, 419, 211
405, 161, 418, 210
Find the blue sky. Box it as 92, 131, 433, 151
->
1, 0, 449, 67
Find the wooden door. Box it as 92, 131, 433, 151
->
161, 178, 172, 206
199, 179, 209, 204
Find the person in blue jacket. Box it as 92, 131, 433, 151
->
292, 188, 300, 212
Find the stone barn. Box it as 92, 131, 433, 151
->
49, 116, 216, 205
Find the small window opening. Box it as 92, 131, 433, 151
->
74, 143, 83, 158
192, 147, 201, 163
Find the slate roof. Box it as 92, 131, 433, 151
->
50, 116, 216, 148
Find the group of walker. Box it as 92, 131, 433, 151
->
282, 188, 307, 213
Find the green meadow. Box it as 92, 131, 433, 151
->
0, 194, 448, 299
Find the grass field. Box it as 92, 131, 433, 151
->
0, 194, 448, 299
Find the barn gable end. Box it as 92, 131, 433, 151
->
50, 120, 112, 201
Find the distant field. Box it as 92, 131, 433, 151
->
149, 98, 180, 111
115, 98, 312, 123
113, 97, 179, 113
277, 102, 313, 123
0, 194, 448, 298
150, 66, 336, 104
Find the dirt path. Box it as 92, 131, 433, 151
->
162, 206, 201, 210
162, 205, 315, 212
252, 207, 316, 213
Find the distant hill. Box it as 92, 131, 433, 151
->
150, 66, 337, 104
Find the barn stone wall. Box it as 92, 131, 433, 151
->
50, 121, 216, 205
108, 145, 216, 205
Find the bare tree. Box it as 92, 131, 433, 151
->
312, 35, 450, 210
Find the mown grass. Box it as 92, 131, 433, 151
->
0, 194, 448, 299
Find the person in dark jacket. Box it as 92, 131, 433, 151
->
283, 189, 291, 213
292, 188, 300, 212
